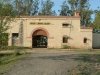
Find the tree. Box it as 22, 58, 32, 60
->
93, 10, 100, 29
38, 0, 56, 16
0, 3, 16, 48
67, 0, 89, 15
81, 9, 93, 26
59, 0, 71, 16
68, 0, 79, 15
60, 0, 93, 26
15, 0, 39, 16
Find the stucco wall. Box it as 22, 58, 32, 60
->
79, 29, 92, 49
8, 16, 93, 49
8, 19, 20, 46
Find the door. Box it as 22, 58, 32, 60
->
32, 35, 47, 48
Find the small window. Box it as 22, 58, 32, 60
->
12, 33, 19, 38
84, 38, 87, 43
12, 33, 19, 46
62, 23, 69, 27
63, 37, 68, 43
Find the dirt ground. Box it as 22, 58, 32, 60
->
3, 52, 80, 75
3, 49, 100, 75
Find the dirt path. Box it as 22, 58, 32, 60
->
4, 53, 80, 75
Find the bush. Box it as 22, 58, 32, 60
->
62, 45, 71, 49
0, 46, 32, 50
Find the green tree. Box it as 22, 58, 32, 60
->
59, 0, 71, 16
38, 0, 56, 16
81, 9, 93, 26
93, 10, 100, 29
68, 0, 79, 15
61, 0, 92, 26
67, 0, 89, 15
15, 0, 39, 16
0, 3, 16, 48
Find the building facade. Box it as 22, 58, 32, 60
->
7, 13, 93, 49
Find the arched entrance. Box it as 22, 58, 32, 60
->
32, 29, 48, 48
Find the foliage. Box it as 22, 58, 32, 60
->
0, 34, 8, 48
14, 0, 39, 16
62, 45, 71, 49
0, 46, 32, 50
67, 0, 90, 15
0, 54, 25, 74
59, 0, 71, 16
81, 9, 93, 26
59, 0, 93, 26
0, 2, 16, 49
38, 0, 56, 16
93, 10, 100, 29
2, 0, 93, 27
71, 0, 92, 26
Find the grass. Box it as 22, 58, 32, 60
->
0, 46, 32, 51
0, 54, 25, 75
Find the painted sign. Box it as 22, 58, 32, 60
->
30, 22, 51, 25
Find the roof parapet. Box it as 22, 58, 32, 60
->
74, 11, 80, 17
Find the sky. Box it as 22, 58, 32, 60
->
90, 0, 100, 10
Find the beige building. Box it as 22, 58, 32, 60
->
7, 12, 93, 49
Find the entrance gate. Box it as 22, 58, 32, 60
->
32, 29, 48, 48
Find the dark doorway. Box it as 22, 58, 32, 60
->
32, 29, 48, 48
32, 35, 47, 48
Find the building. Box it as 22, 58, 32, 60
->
7, 12, 93, 49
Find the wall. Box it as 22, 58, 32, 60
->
8, 16, 93, 49
79, 29, 92, 49
22, 17, 81, 48
7, 19, 20, 46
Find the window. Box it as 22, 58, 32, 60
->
63, 37, 68, 43
12, 33, 19, 38
12, 33, 19, 46
84, 38, 87, 43
62, 23, 70, 27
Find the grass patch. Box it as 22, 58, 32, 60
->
62, 45, 71, 49
0, 54, 25, 75
0, 46, 32, 51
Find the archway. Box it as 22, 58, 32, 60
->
32, 29, 48, 48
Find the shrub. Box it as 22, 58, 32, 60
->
62, 45, 71, 49
0, 46, 32, 50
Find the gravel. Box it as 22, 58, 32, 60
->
4, 52, 79, 75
